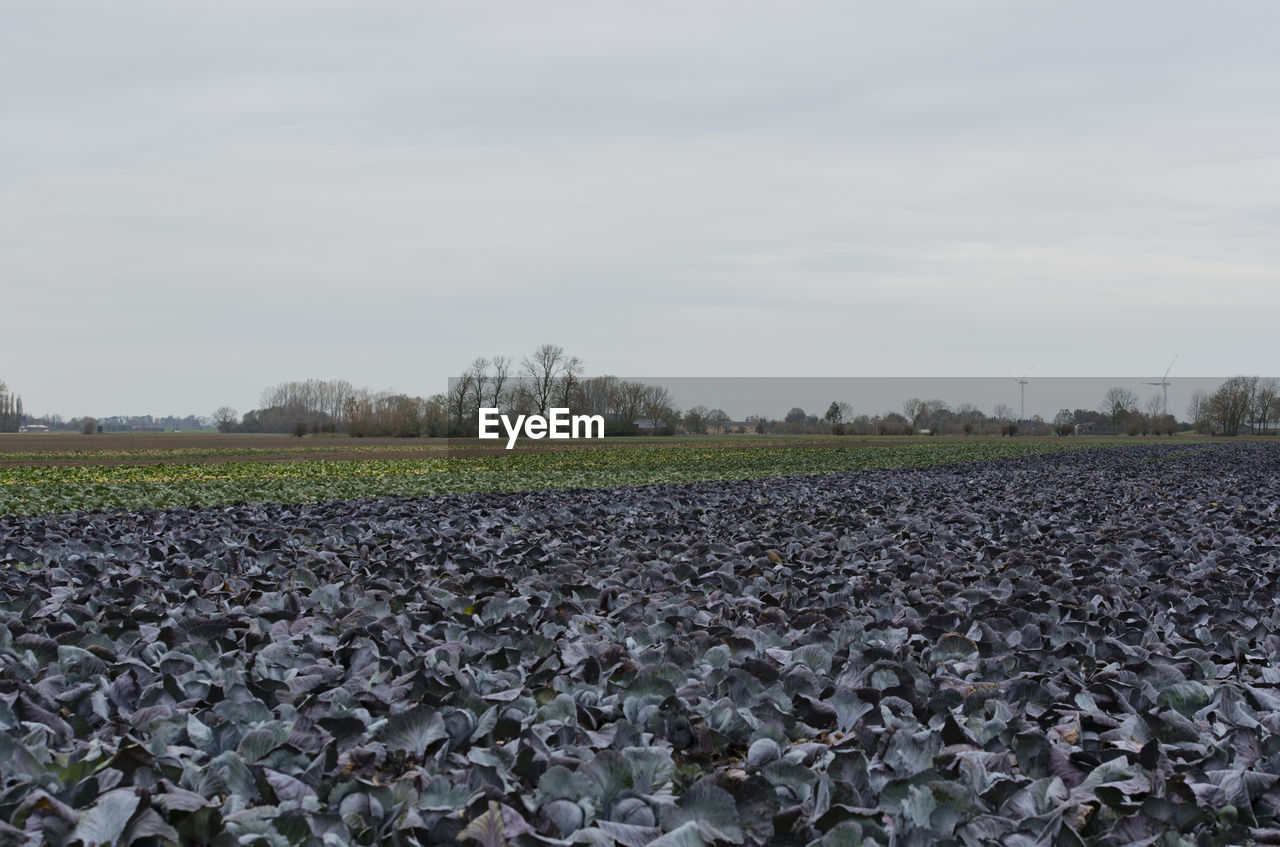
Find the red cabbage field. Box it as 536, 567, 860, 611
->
2, 443, 1279, 845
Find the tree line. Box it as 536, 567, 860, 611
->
812, 396, 1177, 438
4, 363, 1277, 439
448, 347, 690, 436
212, 357, 1280, 439
1186, 376, 1279, 437
215, 345, 700, 438
214, 379, 448, 438
811, 378, 1278, 438
0, 380, 23, 433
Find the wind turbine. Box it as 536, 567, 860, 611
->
1007, 367, 1033, 421
1142, 354, 1178, 416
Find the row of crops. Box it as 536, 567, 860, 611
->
2, 443, 1279, 844
0, 441, 1109, 516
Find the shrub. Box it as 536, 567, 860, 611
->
293, 421, 308, 438
604, 420, 639, 437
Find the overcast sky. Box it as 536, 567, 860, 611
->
3, 2, 1278, 419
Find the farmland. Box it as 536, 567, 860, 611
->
0, 432, 1136, 465
3, 441, 1280, 845
2, 433, 1146, 516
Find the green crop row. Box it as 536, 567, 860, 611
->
0, 443, 451, 463
0, 440, 1104, 515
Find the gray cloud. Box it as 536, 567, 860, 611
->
3, 1, 1278, 416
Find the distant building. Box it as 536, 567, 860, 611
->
18, 424, 50, 432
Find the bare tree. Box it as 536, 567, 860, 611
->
1207, 375, 1257, 436
1102, 386, 1139, 435
447, 372, 476, 432
258, 379, 354, 431
0, 380, 22, 433
522, 344, 565, 415
343, 390, 374, 438
642, 385, 678, 433
372, 393, 423, 437
1253, 378, 1278, 435
1144, 394, 1165, 420
558, 355, 584, 409
954, 403, 985, 435
467, 358, 490, 414
1187, 389, 1211, 434
578, 375, 619, 418
903, 398, 925, 432
423, 395, 449, 437
506, 381, 539, 417
213, 407, 239, 433
320, 380, 356, 423
613, 380, 649, 425
488, 355, 511, 410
